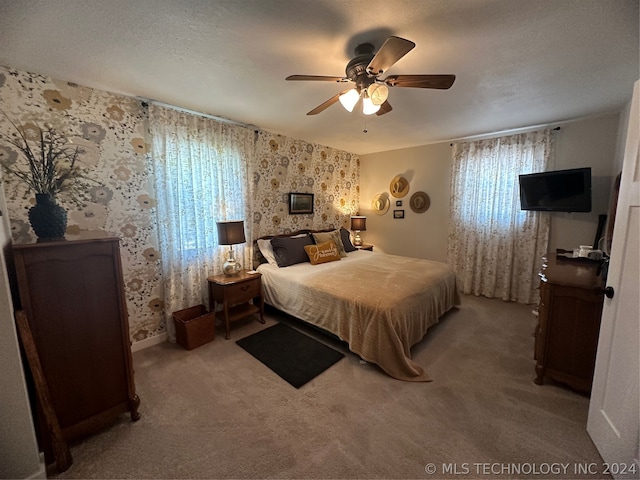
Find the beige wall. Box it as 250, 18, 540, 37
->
360, 112, 622, 262
359, 142, 452, 262
549, 112, 621, 252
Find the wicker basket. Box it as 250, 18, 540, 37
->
173, 305, 216, 350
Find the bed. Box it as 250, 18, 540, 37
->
255, 229, 460, 382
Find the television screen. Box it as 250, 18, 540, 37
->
519, 167, 592, 212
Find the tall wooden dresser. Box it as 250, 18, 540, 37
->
13, 237, 140, 464
534, 253, 604, 393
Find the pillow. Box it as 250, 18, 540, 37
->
256, 238, 278, 266
270, 234, 314, 267
312, 230, 347, 257
304, 240, 341, 265
340, 227, 357, 252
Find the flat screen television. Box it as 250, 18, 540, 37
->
519, 167, 592, 212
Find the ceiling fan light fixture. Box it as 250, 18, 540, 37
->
287, 36, 455, 117
339, 89, 360, 112
362, 92, 381, 115
367, 83, 389, 106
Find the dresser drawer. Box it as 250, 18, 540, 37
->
225, 278, 261, 302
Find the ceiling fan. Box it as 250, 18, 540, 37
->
286, 36, 456, 116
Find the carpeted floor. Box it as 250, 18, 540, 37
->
51, 294, 607, 479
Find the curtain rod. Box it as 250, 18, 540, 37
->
139, 98, 259, 130
449, 127, 560, 147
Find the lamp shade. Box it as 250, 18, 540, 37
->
362, 92, 381, 115
339, 89, 360, 112
367, 83, 389, 106
216, 220, 246, 245
350, 216, 367, 231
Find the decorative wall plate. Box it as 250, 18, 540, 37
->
371, 193, 390, 215
390, 175, 410, 198
409, 191, 430, 213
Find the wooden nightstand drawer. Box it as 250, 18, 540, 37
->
225, 279, 260, 302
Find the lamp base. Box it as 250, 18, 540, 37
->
223, 246, 242, 276
223, 258, 241, 276
353, 231, 362, 247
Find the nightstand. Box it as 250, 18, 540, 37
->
207, 270, 265, 339
356, 244, 373, 251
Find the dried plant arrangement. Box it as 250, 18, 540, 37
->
0, 115, 100, 208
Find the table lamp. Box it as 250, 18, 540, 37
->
216, 220, 246, 276
350, 216, 366, 247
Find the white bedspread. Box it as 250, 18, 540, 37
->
257, 250, 460, 381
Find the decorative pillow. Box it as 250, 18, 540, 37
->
256, 239, 278, 266
312, 230, 347, 257
270, 234, 314, 267
340, 227, 357, 252
304, 240, 341, 265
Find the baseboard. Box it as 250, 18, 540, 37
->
131, 332, 168, 352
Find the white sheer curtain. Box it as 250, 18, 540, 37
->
149, 105, 255, 341
448, 130, 552, 304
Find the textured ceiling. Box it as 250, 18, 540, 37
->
0, 0, 638, 154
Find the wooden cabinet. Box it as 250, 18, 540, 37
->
208, 270, 265, 339
356, 244, 374, 251
534, 254, 604, 393
13, 238, 140, 464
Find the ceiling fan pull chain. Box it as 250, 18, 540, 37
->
363, 119, 368, 134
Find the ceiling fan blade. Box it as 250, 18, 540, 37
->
384, 74, 456, 89
376, 100, 393, 116
306, 90, 350, 115
286, 75, 349, 82
366, 36, 416, 76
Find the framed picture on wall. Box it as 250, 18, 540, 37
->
396, 200, 403, 207
393, 209, 405, 219
288, 193, 314, 214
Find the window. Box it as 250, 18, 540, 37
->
149, 104, 254, 341
448, 130, 551, 303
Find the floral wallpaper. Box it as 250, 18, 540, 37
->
251, 131, 360, 239
0, 65, 360, 345
0, 66, 164, 343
